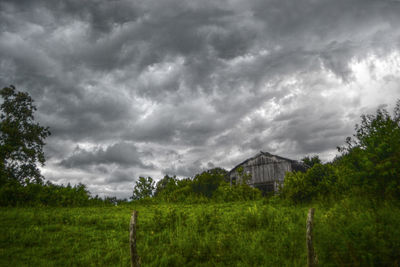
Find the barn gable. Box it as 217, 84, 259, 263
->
228, 151, 307, 193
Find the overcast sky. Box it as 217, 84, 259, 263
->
1, 0, 400, 198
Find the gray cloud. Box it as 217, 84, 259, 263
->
105, 170, 136, 185
2, 0, 400, 197
60, 142, 153, 169
162, 159, 214, 178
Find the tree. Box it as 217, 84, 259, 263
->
0, 85, 50, 185
191, 168, 227, 198
301, 155, 322, 168
154, 175, 178, 197
131, 176, 155, 200
337, 100, 400, 198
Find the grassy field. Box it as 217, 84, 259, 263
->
1, 198, 400, 266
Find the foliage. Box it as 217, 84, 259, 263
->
301, 155, 322, 168
0, 181, 112, 207
337, 100, 400, 198
281, 163, 339, 203
315, 197, 400, 266
191, 168, 227, 198
149, 167, 261, 203
103, 196, 128, 206
154, 175, 179, 197
212, 183, 262, 202
154, 176, 200, 203
151, 168, 230, 202
0, 85, 50, 185
131, 176, 155, 200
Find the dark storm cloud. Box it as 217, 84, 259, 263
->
1, 0, 400, 197
60, 142, 153, 169
105, 170, 136, 184
163, 159, 207, 178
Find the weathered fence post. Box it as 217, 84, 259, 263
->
130, 211, 140, 267
306, 208, 317, 267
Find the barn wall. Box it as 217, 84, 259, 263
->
229, 154, 294, 191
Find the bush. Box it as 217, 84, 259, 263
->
191, 168, 227, 198
212, 183, 262, 202
315, 197, 400, 266
0, 180, 114, 207
152, 168, 229, 202
281, 163, 339, 203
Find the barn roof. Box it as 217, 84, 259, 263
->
228, 151, 303, 174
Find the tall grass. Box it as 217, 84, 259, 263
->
1, 198, 399, 266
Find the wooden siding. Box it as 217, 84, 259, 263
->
229, 152, 303, 192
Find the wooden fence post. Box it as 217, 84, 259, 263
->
306, 208, 317, 267
130, 210, 140, 267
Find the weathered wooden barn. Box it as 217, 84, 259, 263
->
228, 151, 307, 193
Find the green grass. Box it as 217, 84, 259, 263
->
1, 198, 400, 266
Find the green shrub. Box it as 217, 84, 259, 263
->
212, 183, 262, 202
191, 168, 227, 198
315, 197, 400, 266
281, 163, 339, 203
0, 180, 114, 207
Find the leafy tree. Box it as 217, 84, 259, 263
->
0, 85, 50, 185
337, 100, 400, 198
156, 176, 197, 202
281, 163, 339, 203
131, 176, 155, 200
154, 175, 178, 197
191, 168, 227, 198
301, 155, 322, 168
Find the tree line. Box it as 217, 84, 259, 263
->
130, 167, 261, 203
